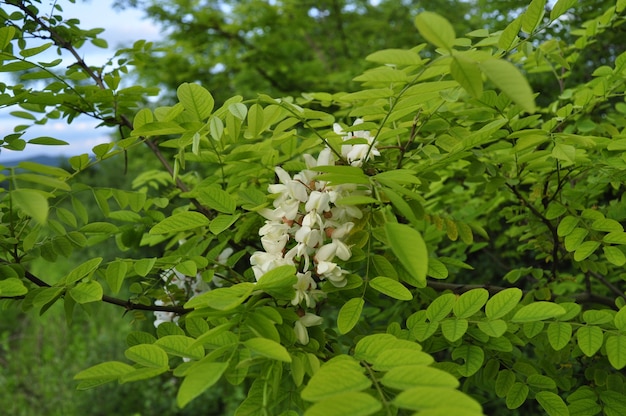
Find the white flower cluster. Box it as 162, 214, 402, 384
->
250, 119, 378, 344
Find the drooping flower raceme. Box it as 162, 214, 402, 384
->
251, 120, 377, 344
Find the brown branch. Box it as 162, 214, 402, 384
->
14, 1, 106, 89
22, 269, 190, 314
588, 270, 626, 303
506, 183, 560, 278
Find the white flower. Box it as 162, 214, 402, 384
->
250, 251, 294, 280
291, 271, 324, 308
305, 190, 331, 213
333, 118, 380, 167
316, 261, 348, 287
294, 312, 324, 344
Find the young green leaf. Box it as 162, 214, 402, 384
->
381, 365, 459, 390
550, 0, 577, 21
536, 391, 569, 416
196, 186, 237, 213
454, 288, 489, 319
606, 335, 626, 370
522, 0, 547, 33
478, 320, 508, 338
426, 293, 457, 322
496, 370, 516, 398
547, 322, 572, 351
177, 82, 214, 121
124, 344, 169, 369
0, 278, 28, 297
305, 392, 381, 416
244, 337, 291, 363
69, 281, 103, 304
338, 298, 365, 334
479, 59, 536, 113
452, 345, 484, 377
506, 382, 529, 409
511, 302, 566, 322
451, 55, 483, 98
414, 12, 456, 51
577, 326, 604, 357
485, 288, 522, 319
301, 357, 370, 402
149, 211, 211, 234
441, 319, 469, 342
11, 189, 49, 224
369, 277, 412, 301
74, 361, 135, 388
177, 361, 228, 408
394, 386, 483, 413
385, 222, 428, 287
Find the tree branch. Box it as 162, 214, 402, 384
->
21, 269, 190, 314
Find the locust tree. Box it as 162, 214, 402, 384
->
2, 0, 626, 414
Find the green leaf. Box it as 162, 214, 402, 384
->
255, 264, 297, 296
381, 365, 459, 390
74, 361, 135, 387
177, 82, 214, 121
441, 319, 469, 342
522, 0, 547, 33
451, 55, 483, 98
185, 283, 254, 310
547, 322, 572, 351
244, 337, 291, 362
604, 231, 626, 244
511, 302, 566, 322
452, 345, 484, 377
246, 103, 264, 137
557, 216, 579, 237
614, 306, 626, 331
131, 121, 186, 136
604, 246, 626, 266
196, 185, 237, 214
385, 222, 428, 287
125, 344, 169, 368
177, 361, 228, 408
394, 386, 482, 412
496, 370, 516, 398
105, 261, 127, 295
338, 298, 365, 334
485, 288, 523, 319
28, 136, 69, 146
0, 277, 27, 297
0, 26, 16, 50
479, 59, 536, 113
120, 366, 167, 383
574, 241, 600, 261
11, 189, 49, 224
527, 374, 557, 390
537, 391, 569, 416
301, 357, 370, 402
498, 16, 522, 50
155, 335, 205, 360
69, 281, 103, 304
478, 320, 508, 338
134, 258, 156, 277
304, 392, 381, 416
506, 382, 529, 409
65, 257, 103, 285
369, 277, 412, 300
335, 195, 379, 206
565, 228, 589, 251
426, 293, 456, 322
149, 211, 210, 234
365, 49, 422, 66
453, 288, 489, 319
550, 0, 577, 20
372, 349, 433, 371
577, 326, 603, 357
606, 335, 626, 370
20, 42, 53, 57
414, 12, 456, 50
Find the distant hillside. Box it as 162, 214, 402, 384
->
0, 154, 64, 168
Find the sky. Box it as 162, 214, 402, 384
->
0, 0, 162, 163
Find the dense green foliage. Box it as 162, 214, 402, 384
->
3, 0, 626, 414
